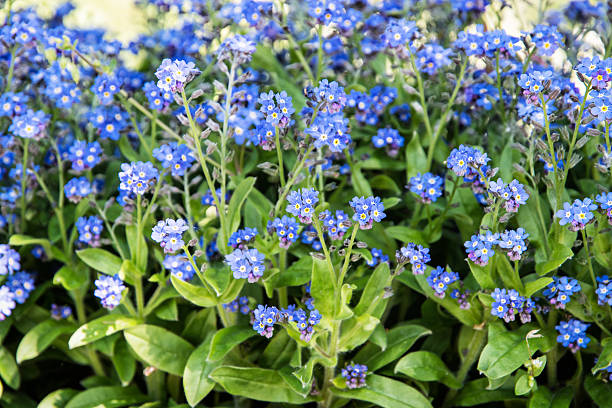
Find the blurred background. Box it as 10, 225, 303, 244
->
2, 0, 576, 43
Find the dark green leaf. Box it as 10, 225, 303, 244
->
69, 315, 141, 349
16, 319, 75, 363
395, 351, 461, 389
65, 386, 149, 408
112, 338, 136, 386
183, 334, 220, 407
585, 376, 612, 408
310, 257, 336, 318
592, 337, 612, 374
454, 378, 515, 406
77, 248, 122, 275
0, 347, 19, 389
332, 374, 432, 408
170, 275, 217, 307
38, 389, 79, 408
208, 326, 256, 362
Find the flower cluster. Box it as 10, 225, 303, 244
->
155, 59, 200, 93
489, 179, 529, 212
51, 304, 72, 320
75, 216, 103, 246
409, 172, 444, 204
257, 91, 295, 128
464, 231, 498, 266
9, 109, 50, 139
151, 219, 189, 253
347, 86, 397, 126
216, 34, 257, 64
153, 143, 196, 176
320, 209, 350, 240
64, 177, 92, 203
305, 112, 351, 153
118, 161, 159, 196
286, 188, 319, 224
341, 363, 368, 389
281, 306, 322, 342
427, 266, 459, 298
372, 127, 404, 157
349, 196, 385, 230
252, 305, 279, 338
543, 276, 581, 309
575, 56, 612, 90
367, 248, 389, 267
446, 145, 490, 181
163, 255, 195, 281
556, 319, 590, 352
224, 296, 250, 315
397, 243, 431, 275
91, 74, 121, 105
491, 288, 534, 323
267, 216, 299, 249
0, 244, 21, 275
93, 274, 125, 310
228, 228, 258, 249
555, 198, 598, 231
68, 141, 102, 172
312, 80, 347, 114
224, 248, 266, 282
595, 192, 612, 225
595, 276, 612, 306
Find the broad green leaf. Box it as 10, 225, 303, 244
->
209, 366, 313, 404
77, 248, 122, 275
204, 266, 229, 296
219, 177, 256, 251
354, 262, 390, 316
593, 231, 612, 269
16, 319, 75, 363
477, 323, 545, 380
53, 265, 87, 291
524, 275, 554, 298
170, 275, 217, 307
124, 324, 194, 376
265, 256, 312, 288
332, 374, 432, 408
0, 347, 19, 389
454, 378, 515, 406
218, 278, 245, 303
468, 261, 497, 290
8, 235, 53, 259
370, 175, 401, 195
39, 389, 79, 408
278, 367, 311, 398
154, 299, 178, 321
496, 256, 524, 293
385, 226, 426, 246
355, 324, 431, 371
352, 166, 373, 197
405, 134, 427, 179
207, 326, 256, 362
125, 225, 148, 271
395, 351, 461, 389
65, 386, 149, 408
112, 338, 136, 385
310, 257, 336, 318
183, 334, 220, 407
592, 337, 612, 374
585, 376, 612, 408
292, 357, 318, 388
69, 315, 141, 349
383, 197, 402, 209
260, 330, 296, 369
535, 244, 574, 275
528, 386, 573, 408
339, 314, 380, 352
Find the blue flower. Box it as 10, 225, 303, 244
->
118, 161, 159, 195
76, 216, 104, 246
446, 145, 490, 178
383, 18, 419, 49
490, 288, 533, 323
163, 255, 195, 281
286, 188, 319, 224
68, 141, 102, 172
51, 304, 72, 320
153, 142, 196, 176
9, 109, 50, 139
313, 79, 347, 114
155, 59, 200, 93
64, 177, 92, 203
0, 245, 21, 276
372, 127, 404, 157
544, 276, 581, 309
257, 90, 294, 128
228, 227, 259, 249
144, 81, 173, 111
556, 319, 590, 352
349, 196, 385, 229
320, 210, 350, 240
94, 274, 125, 310
0, 286, 16, 321
224, 248, 266, 283
252, 304, 279, 338
397, 243, 430, 275
367, 248, 389, 267
151, 218, 189, 253
596, 276, 612, 306
498, 228, 529, 261
6, 271, 35, 304
409, 172, 444, 203
555, 198, 598, 231
427, 266, 459, 297
341, 363, 368, 389
267, 216, 300, 249
91, 74, 121, 105
217, 34, 257, 64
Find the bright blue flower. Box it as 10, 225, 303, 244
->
64, 177, 92, 203
383, 18, 419, 49
224, 248, 266, 282
313, 79, 347, 114
320, 209, 350, 240
341, 363, 368, 389
118, 161, 159, 195
397, 243, 430, 275
252, 304, 279, 337
409, 172, 444, 203
6, 271, 34, 304
305, 113, 351, 153
257, 90, 294, 128
155, 58, 200, 93
528, 24, 563, 56
163, 255, 195, 281
589, 93, 612, 124
76, 216, 103, 246
490, 288, 533, 323
91, 74, 121, 105
446, 145, 490, 179
0, 92, 29, 117
228, 227, 258, 249
415, 43, 452, 75
0, 286, 16, 321
85, 106, 129, 140
367, 248, 389, 267
544, 276, 581, 309
0, 245, 21, 276
153, 142, 196, 176
51, 304, 72, 320
555, 198, 598, 231
556, 319, 590, 352
216, 34, 257, 64
498, 228, 529, 261
151, 218, 189, 253
267, 216, 300, 248
9, 109, 50, 139
144, 81, 173, 111
372, 127, 404, 157
94, 274, 125, 310
596, 276, 612, 306
349, 196, 385, 229
286, 188, 319, 224
68, 140, 102, 172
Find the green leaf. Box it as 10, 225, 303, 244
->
183, 334, 220, 407
220, 177, 256, 251
76, 248, 122, 275
514, 370, 534, 396
265, 256, 312, 289
209, 366, 313, 404
496, 256, 524, 293
0, 347, 20, 389
405, 134, 427, 179
592, 338, 612, 374
535, 244, 574, 275
351, 166, 374, 197
454, 378, 515, 406
370, 175, 401, 195
354, 262, 390, 316
395, 351, 461, 389
478, 323, 544, 380
8, 235, 54, 259
310, 257, 336, 318
112, 338, 136, 386
65, 386, 149, 408
16, 319, 75, 363
278, 367, 311, 398
355, 324, 431, 371
69, 315, 141, 349
39, 389, 79, 408
524, 276, 554, 297
53, 264, 87, 291
385, 226, 426, 246
124, 324, 194, 376
204, 266, 229, 296
383, 197, 402, 210
585, 376, 612, 408
125, 225, 148, 271
339, 314, 380, 352
207, 326, 256, 362
332, 374, 432, 408
259, 330, 296, 369
468, 261, 497, 290
170, 275, 217, 307
528, 386, 573, 408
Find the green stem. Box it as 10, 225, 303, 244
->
283, 29, 315, 84
74, 292, 106, 376
273, 145, 315, 218
216, 304, 230, 328
581, 229, 597, 287
312, 217, 336, 282
278, 249, 288, 308
408, 52, 433, 140
495, 51, 507, 122
4, 45, 17, 93
134, 195, 145, 318
275, 126, 286, 187
338, 224, 359, 289
220, 58, 237, 217
19, 139, 29, 232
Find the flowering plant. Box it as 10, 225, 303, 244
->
1, 0, 612, 407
